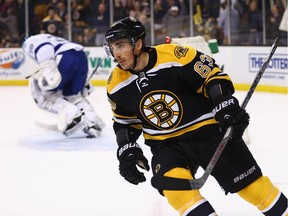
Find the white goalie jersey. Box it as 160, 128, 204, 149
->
22, 34, 84, 64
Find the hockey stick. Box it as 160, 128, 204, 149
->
35, 121, 58, 131
151, 37, 280, 191
86, 57, 103, 83
25, 69, 41, 79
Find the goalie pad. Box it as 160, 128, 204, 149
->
31, 79, 104, 137
30, 78, 65, 114
66, 96, 105, 128
30, 78, 84, 134
65, 95, 106, 137
57, 102, 79, 132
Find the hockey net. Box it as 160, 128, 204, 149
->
165, 35, 216, 56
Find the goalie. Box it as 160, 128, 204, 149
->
22, 34, 105, 138
105, 17, 288, 215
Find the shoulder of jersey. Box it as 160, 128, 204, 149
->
107, 67, 135, 94
23, 34, 45, 48
25, 34, 51, 43
154, 43, 198, 66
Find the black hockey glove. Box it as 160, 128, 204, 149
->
212, 95, 250, 139
117, 143, 150, 185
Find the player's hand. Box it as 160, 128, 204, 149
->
117, 143, 150, 185
212, 95, 250, 139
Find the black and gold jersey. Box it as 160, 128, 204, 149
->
107, 43, 234, 146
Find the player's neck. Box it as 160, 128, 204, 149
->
132, 52, 149, 73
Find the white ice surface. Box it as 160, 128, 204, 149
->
0, 86, 287, 216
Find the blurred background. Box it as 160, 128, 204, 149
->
0, 0, 287, 48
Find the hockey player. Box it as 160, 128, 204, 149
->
105, 17, 288, 215
23, 34, 105, 138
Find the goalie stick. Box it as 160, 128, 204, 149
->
25, 69, 41, 79
35, 121, 58, 131
86, 58, 103, 83
151, 37, 280, 191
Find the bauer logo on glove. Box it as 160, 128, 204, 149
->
212, 98, 236, 116
213, 95, 250, 138
118, 143, 141, 157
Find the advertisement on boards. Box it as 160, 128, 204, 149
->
0, 46, 287, 92
213, 46, 287, 91
0, 47, 116, 85
0, 48, 27, 79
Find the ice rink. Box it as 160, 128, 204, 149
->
0, 86, 287, 216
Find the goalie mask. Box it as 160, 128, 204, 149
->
104, 17, 146, 57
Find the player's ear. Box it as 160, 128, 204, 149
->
135, 39, 143, 50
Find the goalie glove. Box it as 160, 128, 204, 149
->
117, 143, 150, 185
212, 95, 250, 139
38, 59, 62, 91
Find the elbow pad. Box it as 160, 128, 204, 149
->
208, 83, 233, 103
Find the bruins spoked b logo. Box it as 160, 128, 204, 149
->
140, 90, 183, 130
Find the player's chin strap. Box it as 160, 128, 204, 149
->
130, 51, 142, 73
131, 37, 144, 70
151, 37, 280, 191
132, 53, 138, 70
123, 44, 142, 74
128, 39, 144, 73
